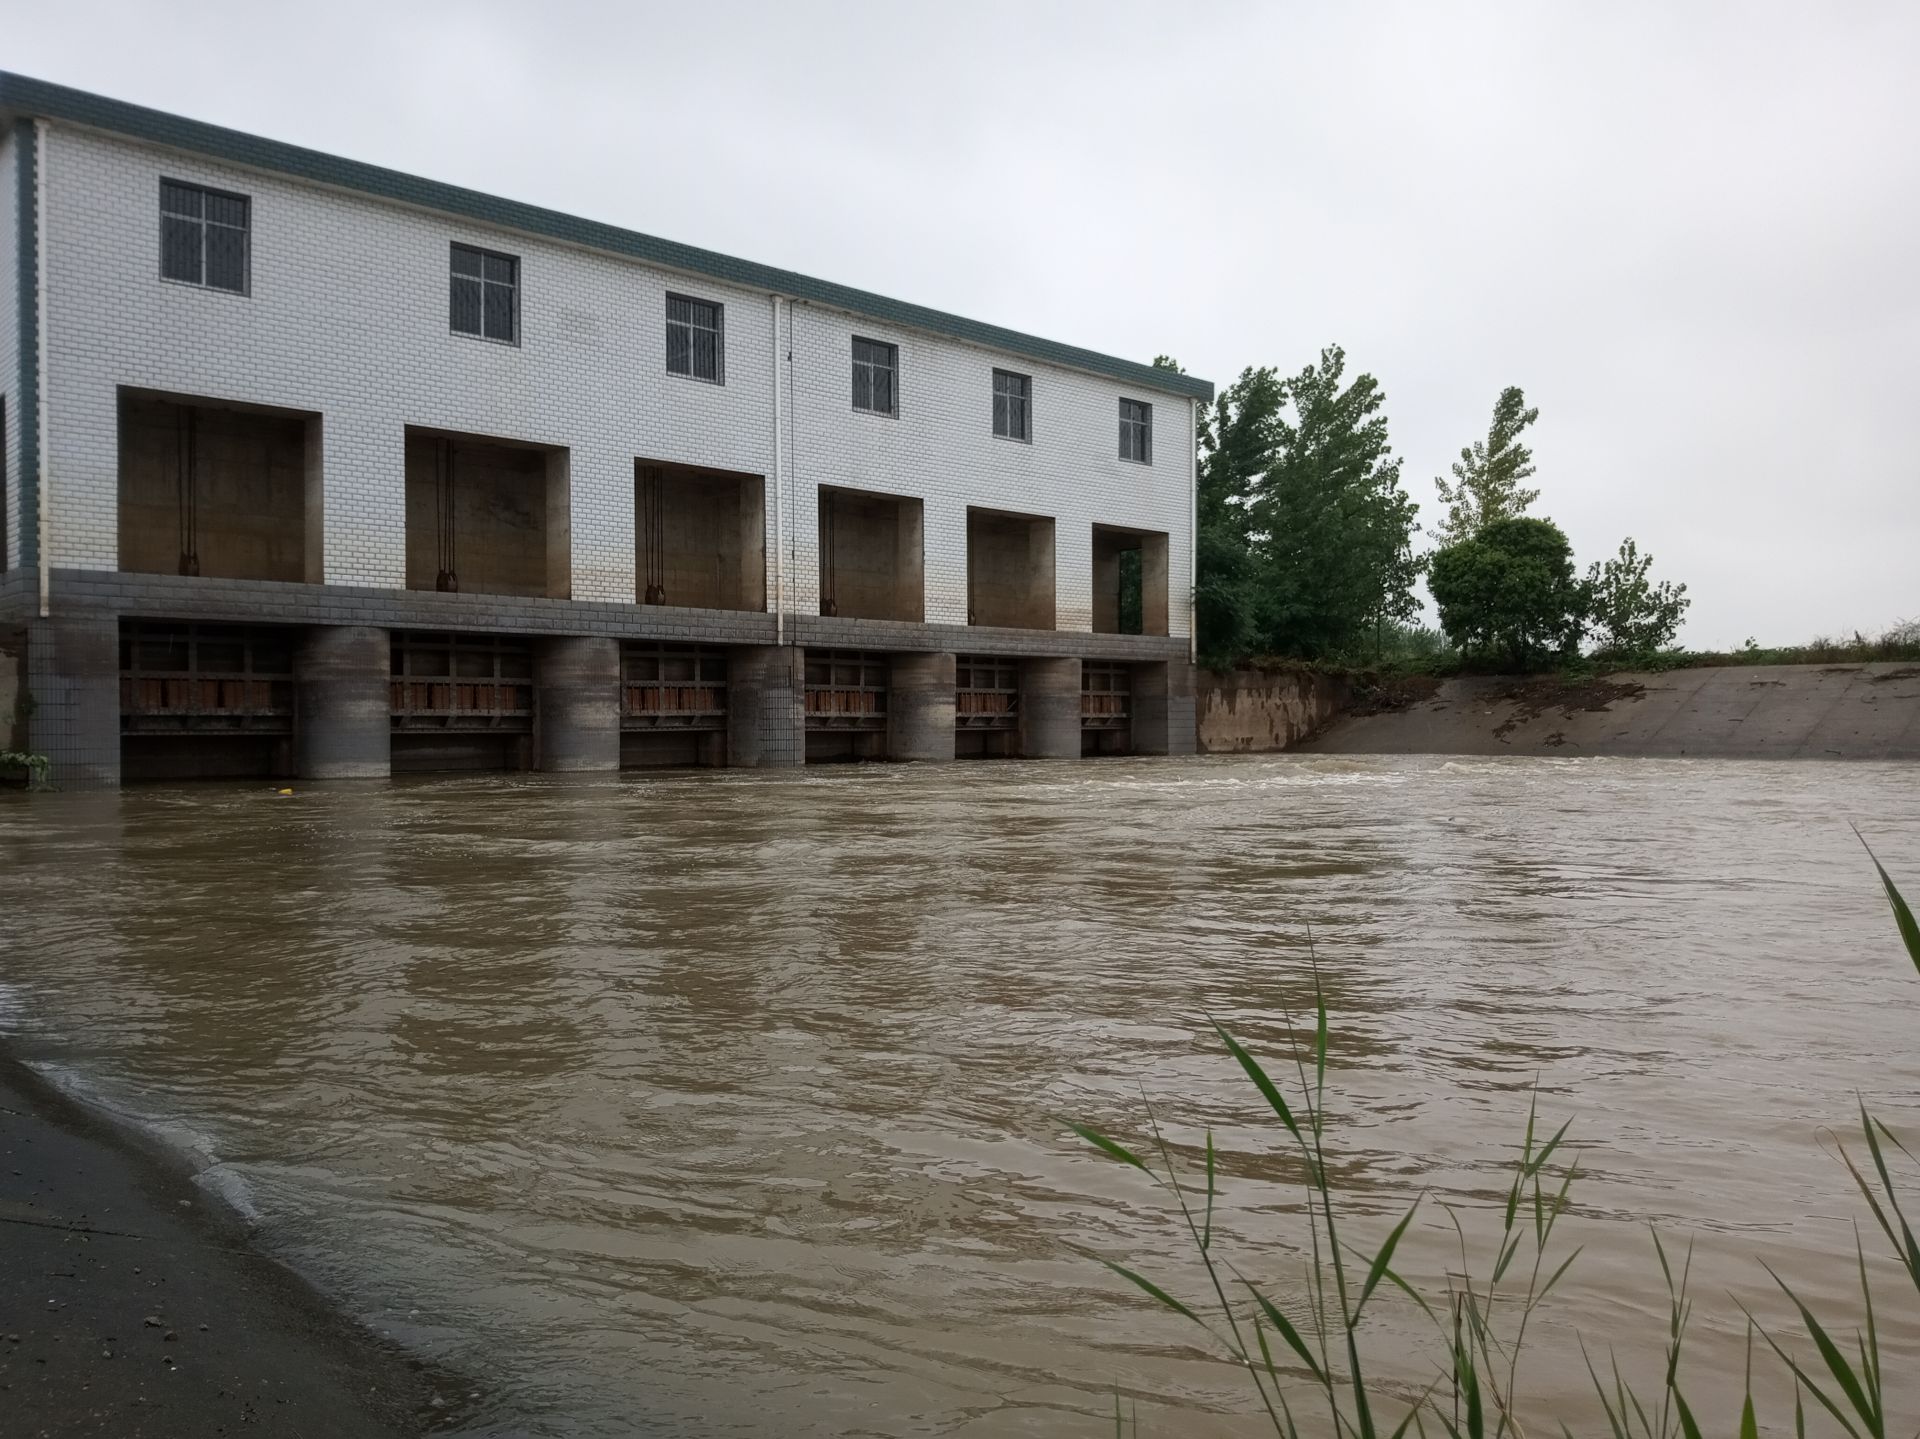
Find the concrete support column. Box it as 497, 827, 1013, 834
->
25, 610, 121, 790
536, 636, 620, 772
726, 645, 804, 767
1132, 657, 1197, 756
1019, 656, 1082, 760
888, 651, 955, 762
294, 626, 391, 779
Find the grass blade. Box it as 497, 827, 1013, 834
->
1853, 1104, 1920, 1290
1762, 1268, 1879, 1436
1061, 1119, 1151, 1174
1747, 1306, 1863, 1439
1202, 1128, 1216, 1254
1242, 1280, 1328, 1385
1536, 1244, 1586, 1302
1455, 1331, 1484, 1439
1856, 833, 1920, 972
1348, 1328, 1380, 1439
1354, 1198, 1423, 1323
1739, 1325, 1759, 1439
1211, 1021, 1306, 1148
1854, 1237, 1882, 1429
1093, 1255, 1209, 1331
1673, 1390, 1704, 1439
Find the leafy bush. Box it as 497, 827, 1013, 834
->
1428, 517, 1585, 671
0, 750, 50, 789
1584, 538, 1690, 657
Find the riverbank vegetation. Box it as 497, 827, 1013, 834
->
1182, 353, 1710, 677
1068, 847, 1920, 1435
0, 749, 51, 789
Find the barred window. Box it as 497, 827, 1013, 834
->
160, 180, 249, 294
667, 294, 725, 383
851, 337, 898, 416
1119, 398, 1153, 464
450, 243, 519, 343
993, 369, 1031, 442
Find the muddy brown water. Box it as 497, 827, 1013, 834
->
3, 755, 1919, 1437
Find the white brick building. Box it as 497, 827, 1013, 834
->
0, 73, 1210, 786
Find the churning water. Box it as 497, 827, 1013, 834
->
2, 755, 1918, 1436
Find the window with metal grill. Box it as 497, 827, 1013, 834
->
1119, 398, 1153, 464
450, 244, 519, 343
993, 369, 1031, 442
667, 295, 725, 383
159, 180, 249, 294
851, 338, 898, 416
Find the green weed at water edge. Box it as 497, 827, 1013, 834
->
1065, 843, 1920, 1435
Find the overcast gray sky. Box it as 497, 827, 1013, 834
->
12, 1, 1916, 647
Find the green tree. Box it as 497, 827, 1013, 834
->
1584, 537, 1690, 655
1432, 385, 1541, 544
1193, 366, 1286, 665
1248, 346, 1421, 659
1428, 516, 1584, 670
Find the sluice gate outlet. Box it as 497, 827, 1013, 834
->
1082, 661, 1133, 756
621, 642, 727, 767
390, 631, 535, 772
119, 622, 296, 779
955, 655, 1020, 759
805, 650, 889, 762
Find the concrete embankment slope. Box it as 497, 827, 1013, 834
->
1300, 663, 1920, 759
0, 1056, 455, 1436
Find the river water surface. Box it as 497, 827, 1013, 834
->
3, 755, 1919, 1436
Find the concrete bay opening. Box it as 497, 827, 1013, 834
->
966, 509, 1055, 629
634, 462, 766, 611
817, 487, 923, 622
1091, 525, 1170, 637
118, 391, 322, 583
404, 429, 571, 599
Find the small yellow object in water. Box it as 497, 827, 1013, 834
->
277, 788, 294, 796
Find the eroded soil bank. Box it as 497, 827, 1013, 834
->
1297, 662, 1920, 758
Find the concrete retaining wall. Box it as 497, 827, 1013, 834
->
1196, 667, 1351, 753
1300, 663, 1920, 760
0, 626, 21, 751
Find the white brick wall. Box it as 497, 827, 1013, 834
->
1, 127, 19, 573
40, 124, 1193, 637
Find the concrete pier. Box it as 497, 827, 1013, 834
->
24, 611, 121, 789
294, 626, 391, 779
1132, 658, 1197, 756
888, 652, 956, 762
535, 636, 620, 772
726, 645, 805, 767
1018, 656, 1082, 759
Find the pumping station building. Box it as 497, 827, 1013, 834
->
0, 75, 1210, 787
